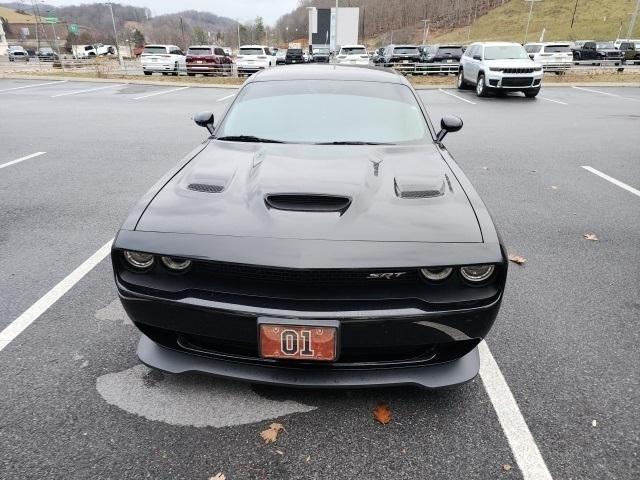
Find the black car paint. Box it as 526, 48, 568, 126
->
112, 65, 508, 388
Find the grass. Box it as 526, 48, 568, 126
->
433, 0, 640, 43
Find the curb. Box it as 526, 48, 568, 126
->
0, 73, 241, 89
413, 82, 640, 89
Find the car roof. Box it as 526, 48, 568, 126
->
472, 41, 523, 46
248, 64, 408, 85
240, 45, 267, 48
188, 45, 215, 48
340, 44, 366, 48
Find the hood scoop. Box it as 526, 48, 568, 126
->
394, 175, 447, 199
187, 183, 224, 193
265, 194, 352, 214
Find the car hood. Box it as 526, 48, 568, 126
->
483, 58, 537, 68
135, 141, 482, 243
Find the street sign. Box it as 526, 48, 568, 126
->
69, 24, 79, 34
44, 16, 58, 24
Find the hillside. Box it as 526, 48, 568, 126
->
433, 0, 640, 43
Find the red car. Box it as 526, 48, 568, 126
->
186, 45, 233, 76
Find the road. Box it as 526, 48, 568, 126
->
0, 78, 638, 480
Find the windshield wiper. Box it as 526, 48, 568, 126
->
316, 141, 393, 145
216, 135, 285, 143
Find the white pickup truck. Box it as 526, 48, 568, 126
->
73, 44, 116, 59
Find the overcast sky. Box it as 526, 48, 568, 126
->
42, 0, 301, 24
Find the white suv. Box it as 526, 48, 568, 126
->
335, 45, 369, 65
236, 45, 275, 76
458, 42, 543, 97
141, 45, 186, 76
524, 42, 573, 73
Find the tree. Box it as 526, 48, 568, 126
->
254, 16, 265, 44
132, 28, 145, 47
65, 32, 78, 52
192, 26, 207, 44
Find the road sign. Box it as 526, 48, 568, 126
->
69, 24, 79, 34
44, 17, 58, 24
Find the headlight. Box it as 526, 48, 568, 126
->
533, 66, 543, 71
489, 67, 504, 71
161, 256, 192, 272
420, 267, 453, 281
123, 250, 154, 270
460, 264, 495, 283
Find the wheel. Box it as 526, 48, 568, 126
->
476, 73, 488, 97
143, 71, 152, 76
162, 72, 168, 76
457, 69, 469, 90
187, 72, 195, 77
524, 88, 540, 98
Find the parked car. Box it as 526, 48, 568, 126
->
619, 42, 640, 64
36, 47, 59, 62
112, 64, 507, 390
458, 42, 543, 97
311, 46, 330, 63
186, 45, 233, 76
302, 52, 310, 63
380, 44, 422, 64
274, 49, 287, 65
73, 43, 116, 58
572, 41, 623, 63
614, 38, 640, 49
141, 44, 186, 76
371, 47, 385, 63
524, 42, 573, 73
236, 45, 275, 76
285, 48, 304, 64
8, 47, 29, 62
418, 45, 434, 62
335, 45, 369, 65
423, 44, 464, 63
222, 47, 232, 56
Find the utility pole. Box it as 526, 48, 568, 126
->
627, 0, 640, 39
523, 0, 541, 44
570, 0, 579, 29
237, 20, 240, 50
334, 0, 339, 52
421, 19, 429, 44
106, 2, 122, 65
179, 17, 186, 49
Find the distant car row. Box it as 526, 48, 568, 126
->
7, 45, 59, 62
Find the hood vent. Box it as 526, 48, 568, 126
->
188, 183, 224, 193
265, 194, 352, 214
394, 176, 446, 199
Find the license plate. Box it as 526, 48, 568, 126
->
260, 324, 337, 362
447, 59, 453, 63
151, 58, 157, 62
197, 60, 203, 64
403, 60, 409, 64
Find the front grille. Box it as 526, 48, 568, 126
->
502, 67, 535, 74
196, 261, 419, 287
502, 77, 533, 87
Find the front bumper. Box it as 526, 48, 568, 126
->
486, 71, 543, 89
138, 334, 480, 388
142, 62, 176, 72
237, 62, 269, 73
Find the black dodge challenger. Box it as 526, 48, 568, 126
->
112, 65, 508, 388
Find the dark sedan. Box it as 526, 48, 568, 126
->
112, 65, 507, 389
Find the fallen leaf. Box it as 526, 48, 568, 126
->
592, 419, 597, 427
260, 422, 285, 444
583, 233, 598, 241
502, 463, 512, 472
482, 166, 489, 170
508, 254, 526, 265
275, 449, 284, 455
209, 474, 226, 480
305, 455, 311, 463
551, 185, 558, 190
373, 403, 392, 424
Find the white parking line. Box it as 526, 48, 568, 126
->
541, 97, 568, 105
0, 151, 46, 170
479, 341, 553, 480
216, 93, 236, 102
0, 240, 113, 353
438, 88, 477, 105
133, 86, 189, 100
572, 86, 640, 102
51, 83, 125, 98
582, 166, 640, 198
0, 80, 67, 94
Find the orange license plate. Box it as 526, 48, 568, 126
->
259, 324, 337, 362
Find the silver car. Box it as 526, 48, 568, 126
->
458, 42, 543, 97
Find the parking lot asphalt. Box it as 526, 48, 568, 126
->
0, 79, 638, 480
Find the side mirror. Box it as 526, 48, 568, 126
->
194, 111, 215, 134
473, 55, 482, 61
436, 116, 463, 143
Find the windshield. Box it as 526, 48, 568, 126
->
436, 47, 463, 55
188, 47, 212, 55
216, 80, 428, 144
313, 48, 329, 54
484, 45, 529, 60
341, 47, 366, 55
143, 46, 168, 54
525, 44, 542, 53
394, 47, 419, 54
239, 48, 264, 55
287, 49, 303, 54
544, 45, 571, 53
596, 42, 614, 49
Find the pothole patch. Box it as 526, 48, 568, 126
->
96, 364, 317, 427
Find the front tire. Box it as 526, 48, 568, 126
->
476, 73, 488, 97
143, 71, 152, 76
524, 88, 540, 98
457, 69, 469, 90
